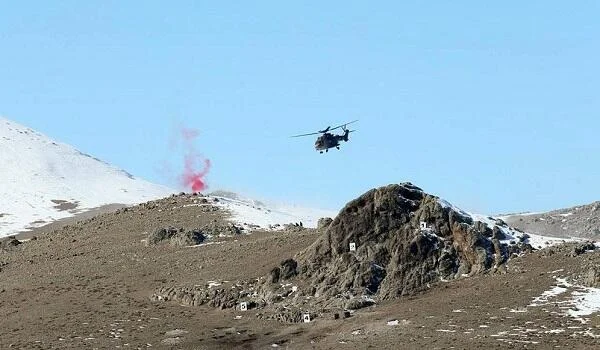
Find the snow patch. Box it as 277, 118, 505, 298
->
567, 287, 600, 318
210, 195, 336, 230
529, 285, 569, 307
437, 198, 471, 219
527, 276, 600, 322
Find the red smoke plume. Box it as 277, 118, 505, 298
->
183, 157, 211, 192
179, 127, 211, 192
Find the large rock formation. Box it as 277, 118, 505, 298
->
292, 183, 526, 300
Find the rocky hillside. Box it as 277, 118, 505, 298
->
152, 183, 569, 318
503, 201, 600, 239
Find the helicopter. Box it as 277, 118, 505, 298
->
291, 120, 358, 153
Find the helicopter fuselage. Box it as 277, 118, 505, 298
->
314, 131, 349, 153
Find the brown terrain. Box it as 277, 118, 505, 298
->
1, 186, 600, 350
503, 202, 600, 240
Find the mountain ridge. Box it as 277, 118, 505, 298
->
502, 201, 600, 239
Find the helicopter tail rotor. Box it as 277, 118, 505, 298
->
341, 126, 356, 142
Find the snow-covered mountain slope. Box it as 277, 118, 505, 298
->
207, 191, 337, 229
0, 117, 174, 237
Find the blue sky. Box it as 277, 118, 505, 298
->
1, 1, 599, 214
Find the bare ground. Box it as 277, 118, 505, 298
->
503, 201, 600, 240
1, 195, 599, 349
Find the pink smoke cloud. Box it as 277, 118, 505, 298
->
177, 127, 211, 193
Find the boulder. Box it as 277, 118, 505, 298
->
0, 236, 22, 251
148, 227, 206, 246
571, 242, 596, 256
171, 230, 206, 246
147, 227, 180, 245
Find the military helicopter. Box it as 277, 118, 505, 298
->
291, 120, 358, 153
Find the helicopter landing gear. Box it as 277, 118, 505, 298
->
319, 151, 323, 154
336, 146, 340, 150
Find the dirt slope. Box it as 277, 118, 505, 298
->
503, 201, 600, 239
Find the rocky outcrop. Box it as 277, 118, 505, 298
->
570, 241, 596, 256
200, 222, 243, 236
170, 229, 206, 246
294, 183, 521, 299
146, 221, 245, 247
147, 227, 205, 246
0, 236, 22, 251
269, 259, 299, 284
151, 284, 247, 309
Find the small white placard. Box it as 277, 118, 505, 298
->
303, 313, 311, 323
240, 302, 248, 311
420, 222, 428, 230
349, 242, 356, 252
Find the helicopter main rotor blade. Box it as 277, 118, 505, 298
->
291, 120, 357, 138
290, 131, 322, 138
327, 119, 359, 132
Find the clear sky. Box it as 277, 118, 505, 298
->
1, 1, 599, 214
